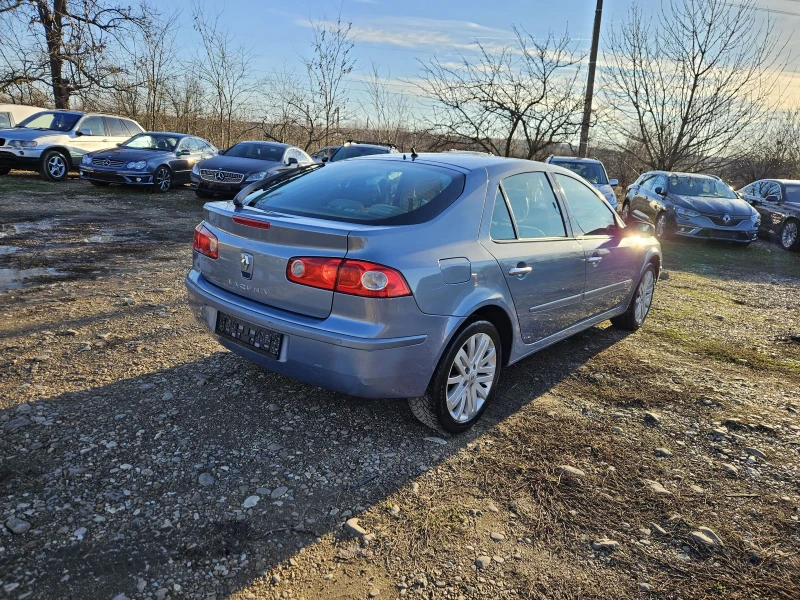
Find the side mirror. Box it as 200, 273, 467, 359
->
609, 178, 619, 187
321, 156, 328, 163
654, 186, 665, 196
632, 221, 655, 237
77, 129, 92, 137
176, 149, 190, 156
287, 157, 298, 166
765, 194, 780, 203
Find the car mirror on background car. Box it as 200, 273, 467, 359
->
765, 194, 780, 203
654, 186, 664, 196
77, 129, 92, 136
287, 157, 298, 166
609, 178, 619, 186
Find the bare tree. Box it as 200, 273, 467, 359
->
191, 4, 258, 148
358, 63, 412, 146
417, 27, 585, 158
0, 0, 153, 109
601, 0, 788, 172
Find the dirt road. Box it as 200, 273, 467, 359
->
1, 174, 798, 599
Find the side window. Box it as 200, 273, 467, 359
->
501, 172, 567, 239
742, 184, 753, 195
490, 187, 516, 240
105, 118, 126, 137
557, 174, 617, 236
122, 120, 142, 135
79, 116, 106, 136
0, 112, 11, 128
652, 175, 667, 194
186, 138, 203, 153
639, 175, 656, 191
763, 182, 781, 200
197, 139, 214, 153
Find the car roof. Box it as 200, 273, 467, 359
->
354, 152, 553, 172
760, 179, 800, 184
232, 140, 290, 149
644, 171, 719, 180
548, 155, 602, 164
143, 131, 190, 138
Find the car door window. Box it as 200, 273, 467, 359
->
121, 119, 142, 136
0, 112, 11, 128
80, 116, 106, 136
762, 182, 781, 200
501, 172, 567, 239
490, 187, 516, 240
557, 174, 617, 236
742, 184, 753, 195
196, 139, 214, 154
105, 118, 126, 137
651, 175, 667, 194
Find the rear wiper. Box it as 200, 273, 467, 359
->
234, 164, 322, 207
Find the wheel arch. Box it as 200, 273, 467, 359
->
467, 304, 514, 367
41, 146, 74, 169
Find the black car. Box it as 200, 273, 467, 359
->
326, 141, 399, 163
621, 171, 760, 245
191, 141, 313, 198
738, 179, 800, 251
80, 132, 217, 192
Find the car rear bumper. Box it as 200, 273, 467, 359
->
80, 168, 154, 185
185, 268, 453, 399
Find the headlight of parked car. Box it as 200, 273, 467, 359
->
81, 154, 92, 165
192, 163, 200, 175
7, 140, 37, 148
750, 212, 761, 226
245, 171, 268, 182
675, 207, 701, 219
126, 161, 147, 170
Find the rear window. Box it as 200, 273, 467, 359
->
248, 160, 465, 225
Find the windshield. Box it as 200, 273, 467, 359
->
123, 134, 179, 151
668, 175, 737, 198
329, 145, 388, 162
16, 111, 81, 132
784, 184, 800, 203
247, 160, 464, 225
552, 160, 608, 185
224, 142, 285, 161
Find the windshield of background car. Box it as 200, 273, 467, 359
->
668, 175, 737, 198
0, 112, 11, 128
225, 143, 285, 161
551, 160, 608, 185
16, 111, 81, 132
123, 134, 179, 151
249, 160, 465, 225
329, 146, 388, 162
784, 184, 800, 203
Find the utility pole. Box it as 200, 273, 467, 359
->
578, 0, 603, 158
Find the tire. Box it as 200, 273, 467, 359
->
152, 166, 172, 193
780, 218, 800, 252
654, 212, 669, 239
408, 320, 502, 433
0, 166, 10, 176
195, 189, 214, 199
620, 201, 631, 223
89, 180, 110, 187
611, 264, 657, 331
40, 150, 69, 182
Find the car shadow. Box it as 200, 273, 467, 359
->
0, 325, 629, 599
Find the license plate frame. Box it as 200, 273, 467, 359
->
215, 311, 282, 359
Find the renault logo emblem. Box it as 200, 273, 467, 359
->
240, 252, 254, 280
722, 213, 731, 224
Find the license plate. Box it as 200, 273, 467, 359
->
215, 312, 282, 359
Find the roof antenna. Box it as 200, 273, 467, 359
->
402, 153, 406, 160
411, 147, 418, 161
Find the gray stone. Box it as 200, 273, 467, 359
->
744, 447, 767, 460
654, 448, 673, 458
138, 383, 155, 391
690, 530, 717, 547
344, 518, 367, 537
475, 556, 491, 569
4, 417, 31, 432
271, 486, 288, 499
490, 532, 505, 542
649, 523, 667, 536
697, 527, 723, 547
198, 473, 215, 486
154, 589, 168, 600
243, 495, 260, 508
15, 403, 31, 414
5, 517, 31, 535
266, 403, 280, 412
368, 588, 381, 598
721, 463, 739, 476
423, 436, 448, 445
638, 583, 652, 592
557, 465, 586, 478
161, 391, 174, 401
644, 412, 662, 426
592, 538, 619, 552
642, 479, 672, 496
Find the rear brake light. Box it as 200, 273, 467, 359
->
193, 223, 218, 259
286, 257, 411, 298
232, 215, 271, 229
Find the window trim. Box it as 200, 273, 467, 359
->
77, 115, 107, 137
554, 172, 623, 239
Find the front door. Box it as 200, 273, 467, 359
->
555, 173, 640, 315
69, 115, 112, 163
484, 174, 586, 344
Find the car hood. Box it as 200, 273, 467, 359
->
198, 155, 281, 174
90, 147, 172, 162
0, 128, 65, 142
671, 194, 755, 216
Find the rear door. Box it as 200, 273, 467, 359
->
759, 181, 786, 236
629, 173, 656, 221
555, 173, 640, 315
104, 117, 132, 147
483, 171, 586, 344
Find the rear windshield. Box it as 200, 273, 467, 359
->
551, 160, 608, 185
248, 160, 465, 225
329, 145, 389, 162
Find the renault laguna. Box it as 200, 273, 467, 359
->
186, 154, 661, 432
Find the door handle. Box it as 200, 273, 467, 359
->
587, 256, 602, 266
508, 266, 532, 277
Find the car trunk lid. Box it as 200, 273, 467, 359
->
198, 202, 352, 319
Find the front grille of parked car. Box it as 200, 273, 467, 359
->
200, 169, 244, 184
92, 157, 126, 168
706, 215, 746, 227
87, 171, 122, 182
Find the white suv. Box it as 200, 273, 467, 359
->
0, 110, 144, 181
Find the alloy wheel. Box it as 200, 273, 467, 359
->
782, 220, 798, 249
635, 269, 655, 325
655, 214, 667, 238
155, 167, 171, 192
48, 155, 66, 179
445, 332, 497, 423
621, 202, 630, 221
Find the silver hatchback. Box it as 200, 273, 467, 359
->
186, 154, 661, 432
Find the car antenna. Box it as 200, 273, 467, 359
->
411, 147, 418, 161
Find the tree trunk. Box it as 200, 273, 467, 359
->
36, 0, 70, 108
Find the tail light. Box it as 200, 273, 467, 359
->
193, 223, 218, 259
286, 257, 411, 298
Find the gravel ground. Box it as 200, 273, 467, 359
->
1, 174, 798, 600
